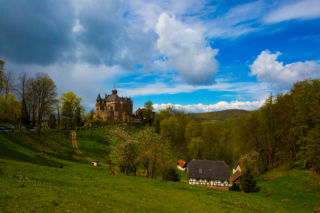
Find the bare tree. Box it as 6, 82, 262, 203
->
23, 73, 57, 134
0, 61, 14, 97
3, 71, 14, 97
26, 78, 38, 127
0, 60, 4, 92
34, 73, 57, 135
16, 73, 30, 129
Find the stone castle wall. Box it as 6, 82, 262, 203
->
94, 90, 133, 123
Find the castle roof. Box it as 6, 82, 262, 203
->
106, 94, 119, 102
97, 90, 132, 103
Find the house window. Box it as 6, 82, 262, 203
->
199, 168, 202, 174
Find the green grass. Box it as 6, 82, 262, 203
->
0, 129, 319, 212
256, 166, 320, 211
76, 129, 110, 163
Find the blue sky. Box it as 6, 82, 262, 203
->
1, 0, 320, 112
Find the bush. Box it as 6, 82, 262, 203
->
240, 168, 257, 193
162, 168, 180, 182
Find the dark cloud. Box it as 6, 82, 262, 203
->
77, 0, 158, 69
0, 0, 75, 65
0, 0, 158, 70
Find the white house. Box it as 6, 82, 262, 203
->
187, 160, 230, 189
233, 162, 241, 174
177, 160, 187, 172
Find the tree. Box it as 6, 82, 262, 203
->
187, 137, 204, 159
239, 151, 262, 176
60, 91, 84, 130
0, 60, 4, 93
135, 127, 174, 178
291, 80, 320, 168
0, 93, 20, 125
48, 114, 57, 129
83, 110, 94, 127
34, 73, 57, 135
144, 101, 154, 111
185, 120, 202, 143
240, 168, 257, 193
17, 73, 30, 128
26, 78, 39, 127
110, 127, 176, 179
20, 98, 30, 128
141, 101, 154, 125
305, 126, 320, 173
57, 101, 61, 129
161, 167, 179, 182
2, 70, 14, 97
110, 129, 139, 175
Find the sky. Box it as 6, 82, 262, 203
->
1, 0, 320, 112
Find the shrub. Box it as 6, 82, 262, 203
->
162, 168, 180, 182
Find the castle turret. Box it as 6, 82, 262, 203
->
97, 93, 102, 101
112, 90, 117, 95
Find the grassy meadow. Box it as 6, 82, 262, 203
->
0, 129, 319, 212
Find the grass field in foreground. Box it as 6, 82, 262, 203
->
0, 130, 319, 212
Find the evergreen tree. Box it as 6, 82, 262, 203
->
20, 97, 30, 127
240, 168, 257, 193
161, 168, 180, 182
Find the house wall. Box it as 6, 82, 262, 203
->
189, 178, 229, 187
177, 165, 186, 172
233, 165, 241, 174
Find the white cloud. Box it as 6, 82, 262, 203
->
249, 50, 320, 89
155, 13, 219, 85
206, 1, 264, 38
72, 19, 84, 32
153, 100, 264, 113
264, 0, 320, 24
128, 0, 210, 31
119, 81, 271, 100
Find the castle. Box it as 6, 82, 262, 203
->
94, 90, 133, 123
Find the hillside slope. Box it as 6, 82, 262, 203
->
190, 109, 249, 122
0, 130, 319, 212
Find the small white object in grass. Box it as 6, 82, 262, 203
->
91, 161, 100, 166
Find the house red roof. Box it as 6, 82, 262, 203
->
230, 170, 242, 182
178, 160, 187, 168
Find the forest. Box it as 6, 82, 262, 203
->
152, 79, 320, 175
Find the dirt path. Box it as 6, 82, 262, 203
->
71, 131, 93, 163
71, 131, 107, 167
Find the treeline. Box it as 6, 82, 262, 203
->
0, 60, 92, 134
152, 79, 320, 174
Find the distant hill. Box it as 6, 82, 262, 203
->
189, 109, 249, 122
